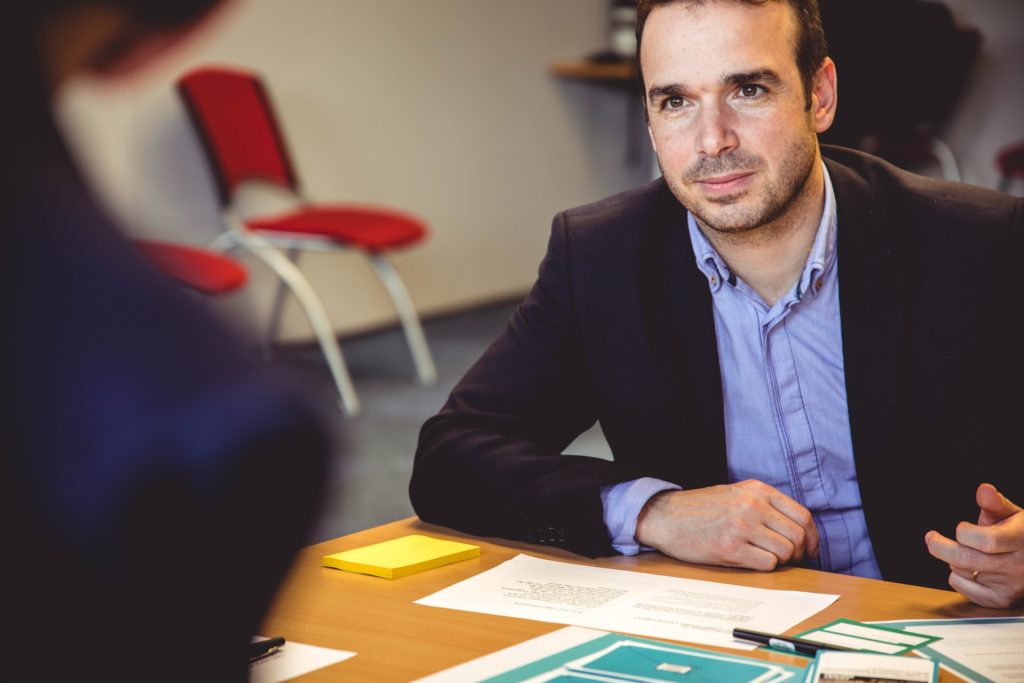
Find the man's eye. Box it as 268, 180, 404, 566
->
738, 84, 765, 98
665, 96, 685, 109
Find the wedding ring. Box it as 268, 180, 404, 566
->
971, 570, 979, 581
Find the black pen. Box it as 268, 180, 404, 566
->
249, 636, 286, 663
732, 628, 856, 656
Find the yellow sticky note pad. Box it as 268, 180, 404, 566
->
322, 534, 480, 579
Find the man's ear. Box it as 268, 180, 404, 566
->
38, 4, 134, 87
648, 122, 662, 159
88, 0, 237, 81
645, 98, 658, 154
87, 21, 194, 78
810, 57, 838, 134
39, 4, 193, 85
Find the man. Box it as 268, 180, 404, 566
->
2, 1, 330, 679
411, 0, 1024, 609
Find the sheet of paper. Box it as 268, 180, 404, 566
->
872, 617, 1024, 683
808, 651, 936, 683
413, 627, 804, 683
415, 554, 838, 650
249, 638, 356, 683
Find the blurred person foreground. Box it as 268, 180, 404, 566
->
1, 1, 331, 680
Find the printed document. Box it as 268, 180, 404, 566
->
415, 554, 838, 649
873, 617, 1024, 683
807, 651, 937, 683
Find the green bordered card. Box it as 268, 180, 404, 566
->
795, 618, 940, 655
484, 631, 804, 683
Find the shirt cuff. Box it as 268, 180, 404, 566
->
601, 478, 681, 555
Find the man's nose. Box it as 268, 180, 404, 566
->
695, 101, 738, 157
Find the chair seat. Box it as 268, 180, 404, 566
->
246, 205, 428, 250
135, 240, 247, 295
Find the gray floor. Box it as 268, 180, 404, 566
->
276, 300, 612, 544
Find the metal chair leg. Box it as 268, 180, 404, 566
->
369, 252, 438, 385
929, 137, 961, 183
211, 230, 272, 361
266, 247, 301, 345
240, 238, 361, 417
209, 231, 238, 253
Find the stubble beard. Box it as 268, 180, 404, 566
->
662, 128, 819, 238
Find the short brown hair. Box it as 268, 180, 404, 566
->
635, 0, 827, 107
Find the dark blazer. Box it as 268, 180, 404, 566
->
411, 146, 1024, 590
1, 123, 330, 680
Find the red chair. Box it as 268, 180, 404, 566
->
135, 239, 248, 295
177, 65, 438, 417
996, 141, 1024, 195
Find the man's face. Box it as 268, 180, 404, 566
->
642, 1, 834, 235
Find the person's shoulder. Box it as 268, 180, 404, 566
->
5, 165, 329, 459
560, 178, 679, 226
823, 145, 1018, 223
553, 178, 686, 256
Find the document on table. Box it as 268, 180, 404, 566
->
413, 626, 806, 683
806, 651, 937, 683
871, 617, 1024, 683
415, 554, 839, 650
249, 638, 356, 683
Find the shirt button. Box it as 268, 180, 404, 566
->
815, 279, 824, 292
710, 275, 718, 286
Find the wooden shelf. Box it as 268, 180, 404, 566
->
549, 60, 638, 83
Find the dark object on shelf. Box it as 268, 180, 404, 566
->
820, 0, 980, 178
587, 49, 632, 65
608, 0, 638, 59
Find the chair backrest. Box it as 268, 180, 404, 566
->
177, 66, 298, 204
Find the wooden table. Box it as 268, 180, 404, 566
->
262, 517, 1007, 681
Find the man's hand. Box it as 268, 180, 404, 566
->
635, 479, 819, 571
925, 483, 1024, 609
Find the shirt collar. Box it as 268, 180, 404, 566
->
688, 160, 838, 300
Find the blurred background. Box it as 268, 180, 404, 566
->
53, 0, 1024, 542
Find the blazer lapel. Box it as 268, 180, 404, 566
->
644, 183, 728, 487
828, 158, 904, 493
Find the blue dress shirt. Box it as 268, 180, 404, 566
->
601, 164, 882, 579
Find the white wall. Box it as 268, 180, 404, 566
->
56, 0, 653, 342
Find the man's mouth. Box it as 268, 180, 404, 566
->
696, 171, 754, 192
